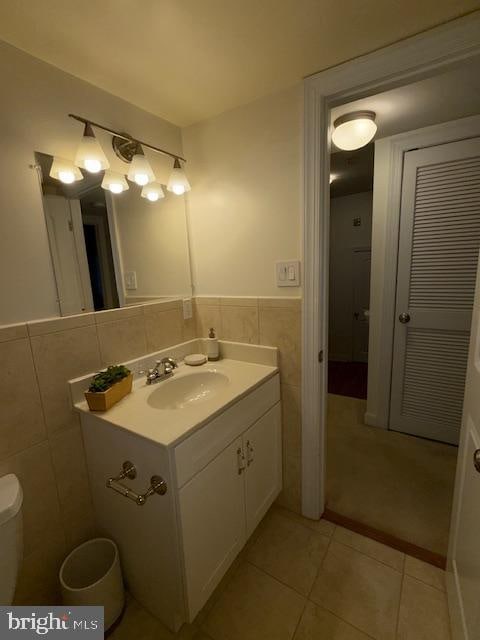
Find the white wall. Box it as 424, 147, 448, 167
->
114, 187, 192, 299
329, 192, 373, 361
0, 41, 183, 324
182, 85, 303, 297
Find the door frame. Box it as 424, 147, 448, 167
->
302, 11, 480, 519
365, 116, 480, 430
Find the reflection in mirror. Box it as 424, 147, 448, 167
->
36, 153, 192, 316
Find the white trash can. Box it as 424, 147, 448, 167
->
59, 538, 124, 630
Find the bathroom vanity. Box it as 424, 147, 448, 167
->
71, 341, 281, 632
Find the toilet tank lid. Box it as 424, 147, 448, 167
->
0, 474, 23, 525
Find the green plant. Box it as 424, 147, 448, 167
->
88, 365, 131, 393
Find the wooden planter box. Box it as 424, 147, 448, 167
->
85, 373, 133, 412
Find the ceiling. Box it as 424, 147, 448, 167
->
330, 57, 480, 198
0, 1, 479, 127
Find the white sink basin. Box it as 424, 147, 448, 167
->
147, 370, 230, 410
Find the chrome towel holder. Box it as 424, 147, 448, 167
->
106, 461, 167, 506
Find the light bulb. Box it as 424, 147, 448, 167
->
134, 173, 149, 186
141, 182, 165, 202
332, 111, 377, 151
58, 170, 75, 184
74, 123, 109, 173
127, 150, 155, 186
167, 158, 191, 195
84, 158, 102, 173
101, 170, 129, 194
50, 157, 83, 184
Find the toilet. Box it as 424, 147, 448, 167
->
0, 474, 23, 605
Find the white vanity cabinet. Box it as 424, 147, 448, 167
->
178, 403, 282, 619
79, 366, 281, 632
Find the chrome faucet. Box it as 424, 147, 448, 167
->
141, 357, 177, 385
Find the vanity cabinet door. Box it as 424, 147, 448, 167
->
178, 436, 246, 621
244, 403, 282, 537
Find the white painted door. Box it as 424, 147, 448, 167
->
352, 248, 371, 363
178, 436, 246, 620
244, 403, 282, 537
43, 194, 92, 315
447, 258, 480, 640
390, 138, 480, 444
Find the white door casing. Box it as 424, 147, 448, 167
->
390, 138, 480, 445
447, 257, 480, 640
303, 13, 480, 518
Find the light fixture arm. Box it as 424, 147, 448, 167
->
68, 113, 186, 163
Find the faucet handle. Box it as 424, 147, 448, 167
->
160, 357, 177, 368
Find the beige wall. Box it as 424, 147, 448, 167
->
114, 189, 192, 299
0, 300, 195, 604
182, 85, 303, 298
0, 41, 183, 325
329, 192, 373, 361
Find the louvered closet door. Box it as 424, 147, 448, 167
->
390, 137, 480, 445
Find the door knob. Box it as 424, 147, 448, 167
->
399, 312, 411, 324
474, 449, 480, 473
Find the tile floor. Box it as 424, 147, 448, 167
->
110, 505, 451, 640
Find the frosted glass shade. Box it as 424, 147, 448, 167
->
127, 153, 155, 186
167, 159, 191, 195
49, 157, 83, 184
101, 171, 129, 194
332, 111, 377, 151
141, 183, 165, 202
74, 134, 109, 173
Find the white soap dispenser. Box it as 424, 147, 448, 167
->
206, 327, 220, 361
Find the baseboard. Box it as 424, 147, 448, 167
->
323, 508, 446, 569
364, 411, 377, 426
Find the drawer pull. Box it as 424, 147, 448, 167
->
237, 447, 246, 475
246, 440, 254, 466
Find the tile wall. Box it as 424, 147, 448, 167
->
0, 299, 194, 605
1, 295, 301, 605
195, 296, 302, 513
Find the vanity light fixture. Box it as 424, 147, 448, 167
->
332, 111, 377, 151
74, 123, 110, 173
167, 158, 191, 195
66, 114, 191, 196
127, 147, 156, 186
49, 156, 83, 184
101, 170, 129, 194
141, 183, 165, 202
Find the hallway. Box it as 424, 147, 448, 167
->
326, 394, 458, 556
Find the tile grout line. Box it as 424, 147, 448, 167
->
394, 564, 406, 640
331, 535, 406, 574
305, 601, 378, 640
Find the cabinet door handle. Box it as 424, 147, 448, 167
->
246, 440, 254, 466
237, 447, 246, 475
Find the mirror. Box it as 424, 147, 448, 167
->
36, 152, 192, 316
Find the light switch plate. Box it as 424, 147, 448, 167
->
276, 261, 301, 287
124, 271, 137, 290
183, 298, 193, 320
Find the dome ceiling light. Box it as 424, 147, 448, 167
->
332, 111, 377, 151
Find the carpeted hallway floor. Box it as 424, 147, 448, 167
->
326, 393, 458, 556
